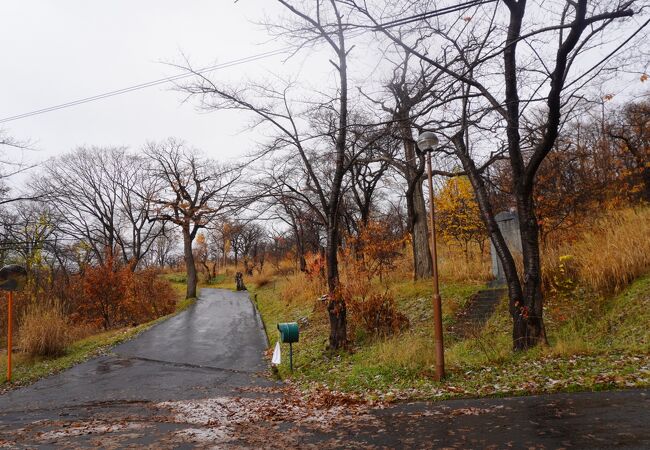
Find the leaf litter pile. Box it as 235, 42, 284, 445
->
3, 383, 389, 448
154, 382, 386, 447
4, 369, 646, 448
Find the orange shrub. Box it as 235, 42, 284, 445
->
348, 291, 409, 338
79, 258, 128, 329
344, 220, 404, 282
76, 257, 176, 329
251, 272, 272, 289
124, 268, 176, 324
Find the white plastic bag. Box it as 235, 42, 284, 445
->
272, 341, 281, 365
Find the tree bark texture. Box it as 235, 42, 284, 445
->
407, 177, 433, 280
326, 219, 347, 349
401, 119, 432, 280
183, 227, 198, 299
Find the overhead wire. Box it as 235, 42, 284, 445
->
0, 2, 485, 125
372, 0, 498, 30
0, 47, 292, 125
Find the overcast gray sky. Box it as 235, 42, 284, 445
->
2, 0, 646, 181
0, 1, 312, 167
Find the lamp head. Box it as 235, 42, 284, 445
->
416, 131, 439, 152
0, 265, 27, 292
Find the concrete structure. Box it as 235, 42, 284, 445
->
490, 210, 523, 284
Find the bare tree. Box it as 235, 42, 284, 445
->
223, 219, 265, 274
149, 228, 178, 269
181, 0, 362, 349
35, 147, 126, 265
347, 122, 391, 229
0, 204, 54, 267
359, 48, 444, 279
350, 0, 644, 349
34, 146, 164, 269
144, 139, 240, 299
226, 220, 246, 267
609, 99, 650, 202
0, 130, 38, 206
115, 153, 167, 270
253, 159, 326, 272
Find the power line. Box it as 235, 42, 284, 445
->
0, 238, 85, 244
0, 47, 292, 125
0, 27, 368, 125
373, 0, 498, 30
0, 0, 486, 126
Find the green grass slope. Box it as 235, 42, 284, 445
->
253, 272, 650, 401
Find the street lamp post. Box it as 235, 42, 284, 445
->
0, 264, 27, 382
416, 131, 445, 381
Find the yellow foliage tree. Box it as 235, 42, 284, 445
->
436, 176, 487, 257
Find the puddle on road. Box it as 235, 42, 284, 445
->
95, 358, 134, 374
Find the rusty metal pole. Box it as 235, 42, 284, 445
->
426, 151, 445, 381
7, 291, 13, 382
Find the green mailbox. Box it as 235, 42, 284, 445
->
277, 322, 299, 371
277, 322, 299, 343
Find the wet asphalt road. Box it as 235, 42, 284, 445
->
1, 288, 649, 448
0, 289, 271, 414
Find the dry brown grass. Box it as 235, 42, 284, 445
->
438, 244, 493, 283
543, 207, 650, 294
382, 242, 492, 284
272, 258, 299, 277
279, 271, 325, 306
18, 300, 71, 358
251, 272, 272, 289
68, 322, 100, 341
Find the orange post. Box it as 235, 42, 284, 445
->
6, 291, 12, 382
426, 152, 445, 381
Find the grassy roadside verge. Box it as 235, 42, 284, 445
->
250, 277, 481, 389
0, 276, 196, 393
251, 272, 650, 401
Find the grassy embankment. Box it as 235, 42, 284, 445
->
248, 208, 650, 401
0, 274, 194, 392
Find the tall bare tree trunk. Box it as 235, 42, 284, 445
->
401, 119, 432, 280
322, 1, 349, 351
183, 227, 198, 299
408, 179, 433, 280
451, 133, 527, 349
326, 222, 346, 349
514, 189, 548, 349
297, 237, 307, 272
291, 219, 307, 272
502, 0, 547, 350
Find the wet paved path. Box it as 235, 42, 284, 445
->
0, 289, 270, 412
0, 289, 278, 447
1, 289, 649, 448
